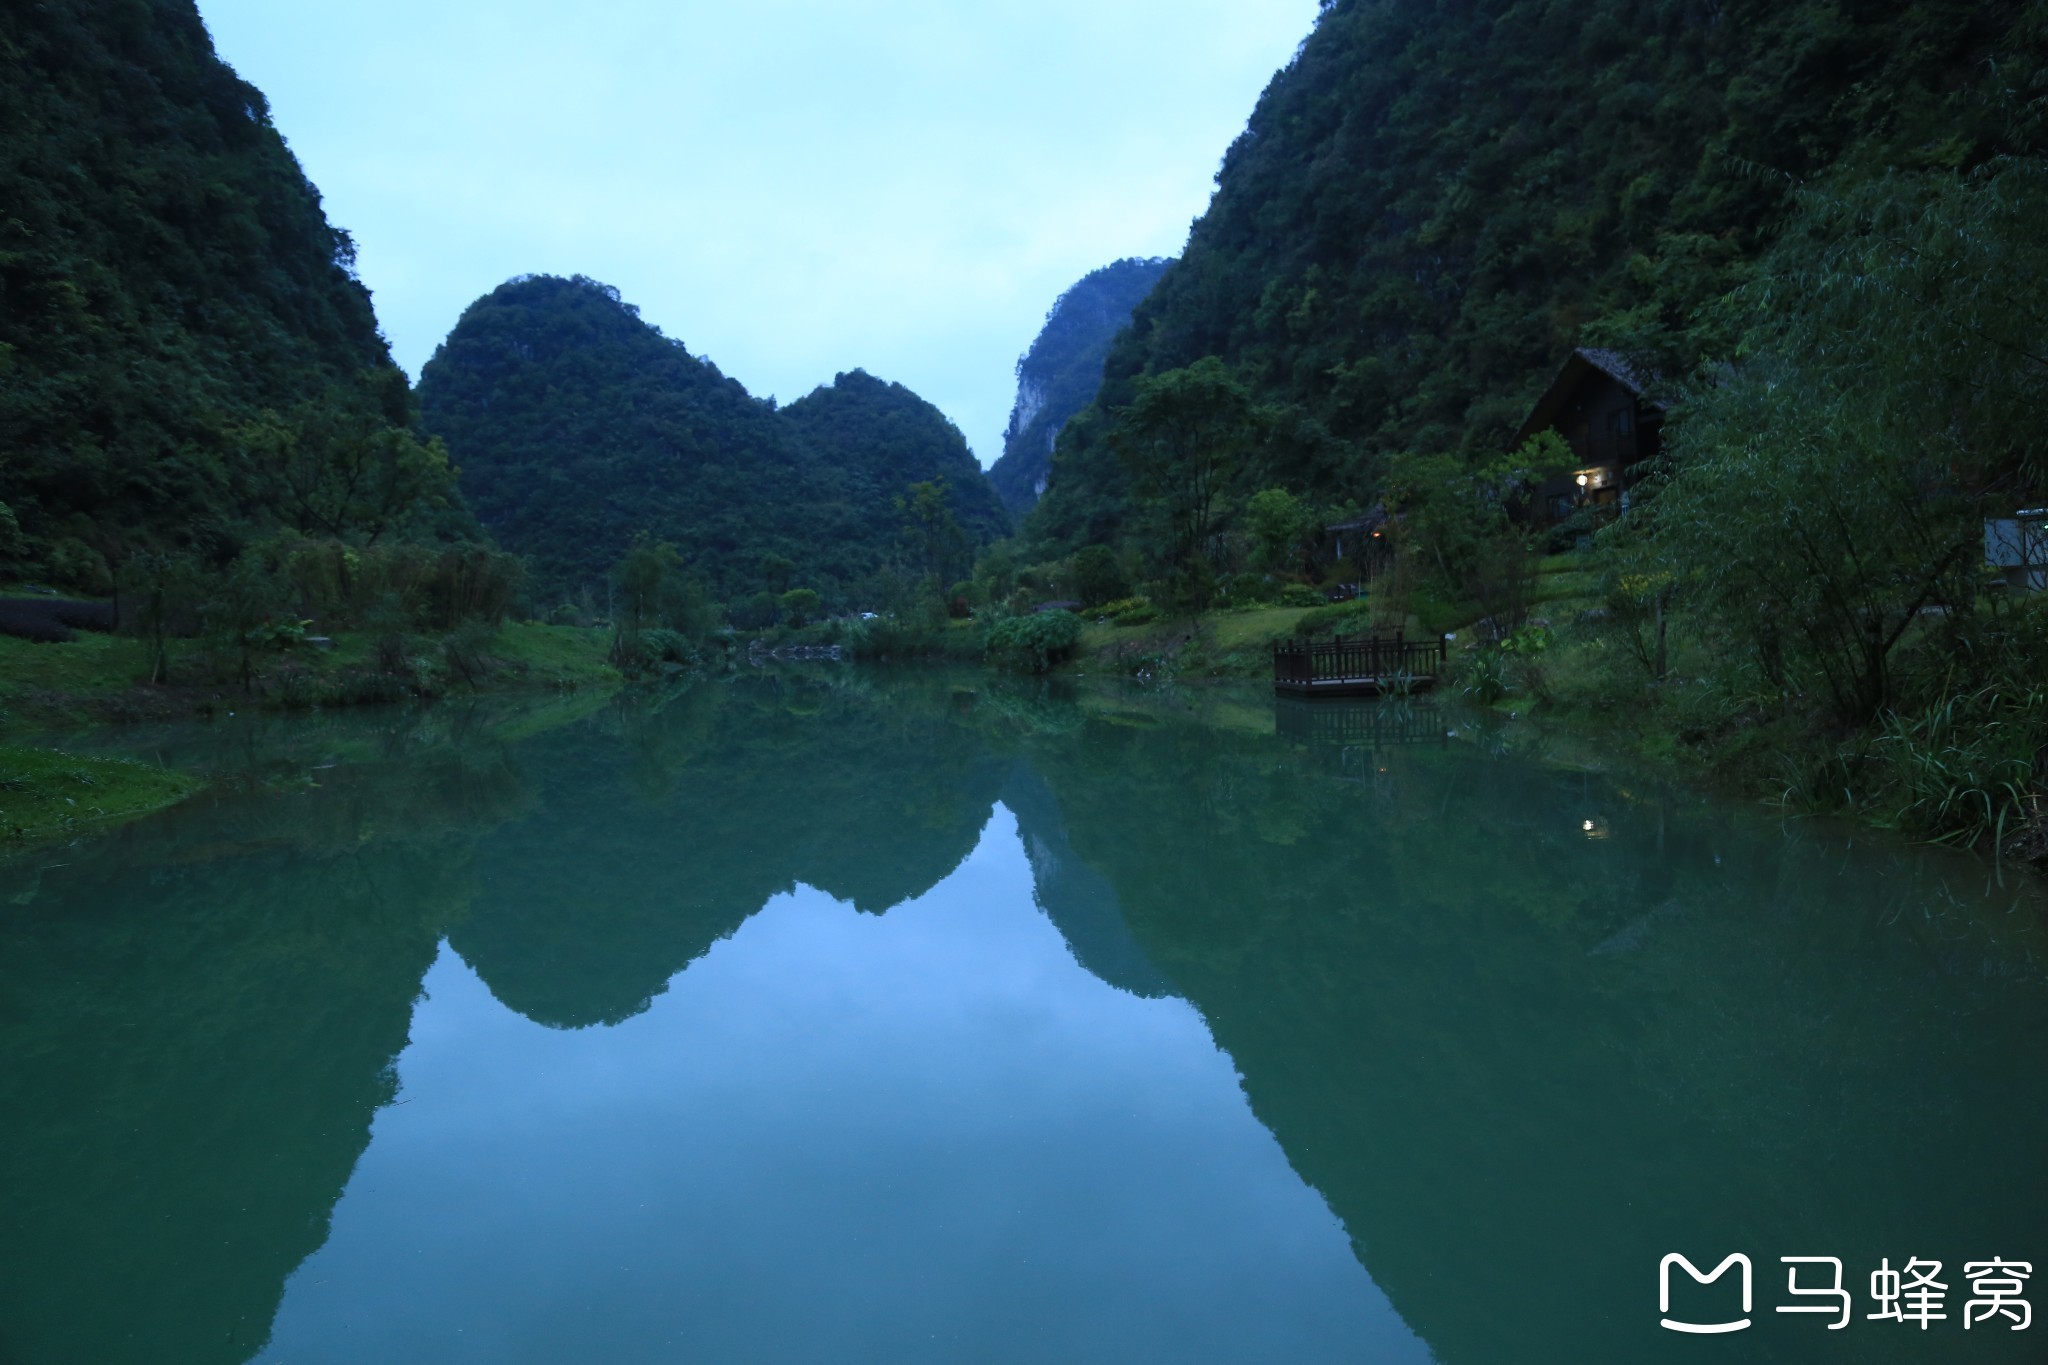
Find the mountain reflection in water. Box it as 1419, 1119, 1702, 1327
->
0, 674, 2043, 1364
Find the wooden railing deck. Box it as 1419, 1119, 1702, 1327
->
1272, 632, 1447, 696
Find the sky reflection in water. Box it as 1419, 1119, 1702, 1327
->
7, 678, 2048, 1365
256, 808, 1429, 1365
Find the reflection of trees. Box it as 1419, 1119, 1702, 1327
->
0, 677, 1013, 1362
1001, 764, 1172, 1000
447, 674, 1009, 1030
1018, 702, 2048, 1365
8, 677, 2044, 1365
0, 734, 522, 1365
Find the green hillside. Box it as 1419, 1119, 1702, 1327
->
780, 368, 1010, 551
0, 0, 471, 590
420, 274, 1009, 606
1028, 0, 2046, 555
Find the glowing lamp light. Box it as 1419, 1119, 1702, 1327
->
1582, 819, 1596, 831
1576, 472, 1590, 487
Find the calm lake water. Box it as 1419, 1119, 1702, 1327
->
3, 673, 2046, 1364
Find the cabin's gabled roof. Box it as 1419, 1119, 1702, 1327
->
1514, 347, 1663, 448
1325, 503, 1388, 535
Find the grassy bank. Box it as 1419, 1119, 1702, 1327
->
764, 593, 1396, 679
1405, 554, 2048, 863
0, 621, 620, 732
0, 620, 622, 843
1072, 602, 1363, 678
0, 745, 201, 846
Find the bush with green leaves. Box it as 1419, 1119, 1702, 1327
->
985, 610, 1081, 673
1620, 159, 2046, 726
778, 588, 822, 628
1869, 689, 2047, 850
1070, 546, 1130, 608
1278, 583, 1323, 609
1459, 647, 1514, 705
1291, 601, 1373, 638
613, 628, 697, 674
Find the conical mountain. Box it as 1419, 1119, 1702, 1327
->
420, 275, 1008, 601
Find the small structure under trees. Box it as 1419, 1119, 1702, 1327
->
1323, 505, 1392, 580
1985, 510, 2047, 593
1513, 348, 1663, 526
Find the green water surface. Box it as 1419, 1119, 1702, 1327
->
2, 674, 2044, 1363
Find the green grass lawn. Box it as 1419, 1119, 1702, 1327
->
0, 745, 200, 846
488, 623, 621, 688
0, 622, 619, 730
0, 632, 149, 702
1075, 602, 1389, 678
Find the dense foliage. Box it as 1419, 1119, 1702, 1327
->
984, 610, 1082, 673
987, 258, 1171, 516
419, 275, 1008, 608
1594, 152, 2048, 838
1027, 0, 2047, 558
779, 367, 1008, 548
0, 0, 473, 593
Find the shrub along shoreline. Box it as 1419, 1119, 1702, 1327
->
8, 559, 2041, 870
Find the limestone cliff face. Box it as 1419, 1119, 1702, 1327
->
987, 258, 1171, 517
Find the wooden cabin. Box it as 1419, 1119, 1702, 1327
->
1514, 348, 1663, 527
1324, 504, 1393, 580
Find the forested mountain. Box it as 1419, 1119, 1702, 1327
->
417, 276, 817, 599
781, 369, 1009, 549
419, 275, 1008, 603
1027, 0, 2048, 554
986, 258, 1171, 517
0, 0, 471, 592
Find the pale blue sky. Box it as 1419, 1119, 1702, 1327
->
194, 0, 1322, 466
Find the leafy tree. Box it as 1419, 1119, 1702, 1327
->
1107, 358, 1265, 595
973, 544, 1019, 605
611, 532, 715, 667
895, 478, 969, 594
1070, 546, 1129, 609
731, 591, 780, 631
614, 534, 684, 636
985, 610, 1082, 673
758, 553, 796, 596
1245, 488, 1312, 577
1624, 156, 2048, 723
1387, 434, 1571, 631
778, 588, 822, 628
